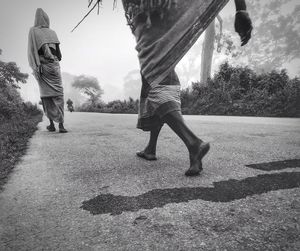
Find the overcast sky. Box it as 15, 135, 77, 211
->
0, 0, 298, 103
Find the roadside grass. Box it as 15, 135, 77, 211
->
0, 113, 42, 191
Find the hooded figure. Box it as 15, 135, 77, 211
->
28, 8, 60, 73
28, 8, 67, 133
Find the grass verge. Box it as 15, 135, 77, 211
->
0, 113, 42, 191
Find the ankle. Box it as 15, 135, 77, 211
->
144, 145, 156, 155
188, 139, 202, 154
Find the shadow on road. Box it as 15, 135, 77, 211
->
246, 159, 300, 171
81, 160, 300, 215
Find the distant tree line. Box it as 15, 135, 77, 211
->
181, 62, 300, 117
76, 97, 139, 114
71, 75, 139, 114
75, 62, 299, 118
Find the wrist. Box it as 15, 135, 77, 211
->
236, 10, 248, 14
235, 0, 247, 11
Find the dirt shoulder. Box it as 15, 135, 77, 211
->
0, 114, 42, 191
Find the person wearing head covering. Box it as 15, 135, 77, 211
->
120, 0, 252, 175
28, 8, 67, 133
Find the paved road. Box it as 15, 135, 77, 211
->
0, 113, 299, 250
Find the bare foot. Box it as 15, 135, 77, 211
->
136, 148, 157, 161
185, 141, 210, 176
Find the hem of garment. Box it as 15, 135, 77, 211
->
40, 94, 64, 98
137, 101, 181, 131
41, 96, 64, 123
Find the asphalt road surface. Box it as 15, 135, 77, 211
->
1, 113, 299, 250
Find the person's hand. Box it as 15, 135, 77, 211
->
234, 11, 253, 46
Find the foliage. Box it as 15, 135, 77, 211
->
0, 50, 43, 190
0, 49, 28, 89
72, 75, 104, 106
0, 51, 41, 121
76, 62, 299, 117
76, 97, 139, 114
181, 62, 300, 117
177, 0, 300, 86
220, 0, 300, 72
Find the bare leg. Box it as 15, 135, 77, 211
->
163, 111, 210, 176
137, 125, 162, 160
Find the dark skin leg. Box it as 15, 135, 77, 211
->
163, 111, 210, 176
144, 125, 162, 155
163, 111, 199, 151
137, 125, 162, 160
138, 111, 209, 174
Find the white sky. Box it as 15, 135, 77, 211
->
0, 0, 298, 103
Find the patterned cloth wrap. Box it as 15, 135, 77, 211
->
122, 0, 229, 130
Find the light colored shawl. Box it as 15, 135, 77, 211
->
28, 8, 60, 72
124, 0, 229, 87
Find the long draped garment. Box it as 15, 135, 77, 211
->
28, 8, 64, 123
122, 0, 229, 131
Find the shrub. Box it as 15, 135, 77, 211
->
76, 98, 139, 114
181, 62, 300, 117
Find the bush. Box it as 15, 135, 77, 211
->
23, 102, 43, 117
0, 51, 43, 190
76, 97, 139, 114
181, 62, 300, 117
0, 74, 42, 121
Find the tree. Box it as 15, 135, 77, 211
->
220, 0, 300, 72
200, 20, 216, 85
200, 15, 225, 85
0, 49, 29, 119
72, 75, 104, 106
0, 49, 28, 89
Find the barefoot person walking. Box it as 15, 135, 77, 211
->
28, 8, 67, 133
77, 0, 252, 176
121, 0, 252, 176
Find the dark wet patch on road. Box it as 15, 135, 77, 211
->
81, 172, 300, 215
246, 159, 300, 171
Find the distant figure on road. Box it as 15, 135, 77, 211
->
28, 8, 67, 133
122, 0, 252, 176
66, 98, 74, 112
